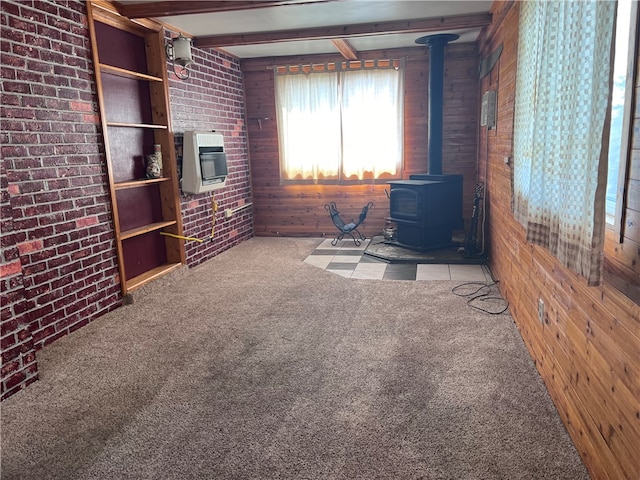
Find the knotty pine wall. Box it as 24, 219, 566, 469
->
478, 3, 640, 479
241, 44, 479, 238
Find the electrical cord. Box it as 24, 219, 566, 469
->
160, 232, 204, 243
160, 195, 218, 244
211, 195, 218, 239
451, 280, 510, 315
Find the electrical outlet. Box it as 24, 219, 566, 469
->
538, 298, 545, 324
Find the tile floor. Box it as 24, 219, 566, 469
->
304, 238, 494, 282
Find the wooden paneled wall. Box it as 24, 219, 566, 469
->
478, 3, 640, 479
241, 44, 479, 238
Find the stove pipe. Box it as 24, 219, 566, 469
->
415, 33, 459, 176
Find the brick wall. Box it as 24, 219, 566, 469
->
1, 159, 38, 398
1, 2, 254, 399
1, 0, 120, 399
169, 45, 253, 267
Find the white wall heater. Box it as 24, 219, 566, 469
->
182, 130, 228, 194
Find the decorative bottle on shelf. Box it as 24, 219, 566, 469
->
145, 144, 162, 179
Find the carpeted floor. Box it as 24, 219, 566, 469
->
0, 237, 589, 480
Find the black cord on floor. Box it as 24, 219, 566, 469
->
451, 280, 510, 315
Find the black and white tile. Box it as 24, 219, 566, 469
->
304, 239, 493, 282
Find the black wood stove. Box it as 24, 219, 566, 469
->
388, 174, 462, 250
388, 33, 463, 251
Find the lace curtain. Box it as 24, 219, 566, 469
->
275, 65, 403, 182
513, 0, 616, 286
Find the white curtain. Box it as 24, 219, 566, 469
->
513, 0, 615, 286
275, 72, 341, 180
341, 68, 403, 180
275, 66, 403, 182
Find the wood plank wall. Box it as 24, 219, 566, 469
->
240, 44, 479, 238
477, 3, 640, 479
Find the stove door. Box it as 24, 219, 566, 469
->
389, 187, 422, 221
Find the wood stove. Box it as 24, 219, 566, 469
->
387, 33, 463, 251
388, 175, 462, 250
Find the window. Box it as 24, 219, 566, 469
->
275, 60, 403, 183
603, 0, 639, 303
606, 0, 637, 230
512, 0, 617, 286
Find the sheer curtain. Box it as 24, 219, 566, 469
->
341, 68, 403, 180
275, 65, 402, 182
275, 72, 341, 181
513, 0, 616, 286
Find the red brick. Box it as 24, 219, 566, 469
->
39, 329, 67, 348
16, 328, 32, 342
31, 325, 55, 346
12, 299, 30, 316
39, 310, 66, 328
0, 260, 22, 277
70, 100, 94, 112
13, 217, 36, 231
1, 319, 19, 336
24, 351, 36, 365
75, 216, 98, 228
1, 359, 20, 377
1, 344, 21, 363
4, 370, 27, 391
1, 144, 28, 158
1, 334, 17, 351
82, 112, 100, 123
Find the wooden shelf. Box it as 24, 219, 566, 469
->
115, 177, 170, 190
120, 220, 176, 240
89, 4, 186, 296
125, 262, 183, 292
99, 63, 163, 82
106, 121, 167, 129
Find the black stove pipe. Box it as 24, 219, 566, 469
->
415, 33, 459, 176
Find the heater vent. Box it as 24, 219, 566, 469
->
182, 131, 228, 194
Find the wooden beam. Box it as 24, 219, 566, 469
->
195, 12, 492, 48
332, 39, 358, 60
116, 0, 334, 18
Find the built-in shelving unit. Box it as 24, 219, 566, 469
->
87, 2, 185, 294
99, 64, 164, 82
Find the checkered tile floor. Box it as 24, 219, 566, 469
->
304, 239, 493, 281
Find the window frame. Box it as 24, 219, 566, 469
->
604, 0, 639, 303
608, 0, 639, 240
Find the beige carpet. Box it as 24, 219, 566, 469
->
1, 237, 588, 480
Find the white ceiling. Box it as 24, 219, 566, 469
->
214, 27, 483, 58
119, 1, 493, 58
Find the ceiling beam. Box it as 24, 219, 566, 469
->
194, 12, 492, 48
116, 0, 334, 18
332, 39, 358, 60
